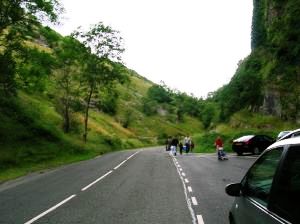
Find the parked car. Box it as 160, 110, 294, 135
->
232, 135, 274, 155
225, 137, 300, 224
277, 128, 300, 141
276, 130, 292, 140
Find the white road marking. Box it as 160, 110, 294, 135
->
188, 186, 193, 192
177, 165, 181, 168
24, 194, 76, 224
179, 168, 183, 171
191, 197, 198, 205
114, 160, 127, 170
81, 170, 113, 191
172, 157, 197, 224
185, 178, 189, 183
127, 151, 139, 160
197, 215, 205, 224
182, 172, 186, 176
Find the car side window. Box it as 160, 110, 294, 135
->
271, 146, 300, 223
292, 131, 300, 137
242, 148, 283, 207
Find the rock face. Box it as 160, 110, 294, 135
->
262, 89, 281, 117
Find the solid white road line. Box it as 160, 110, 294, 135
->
24, 194, 76, 224
188, 186, 193, 192
197, 215, 205, 224
81, 170, 113, 191
191, 197, 198, 206
185, 178, 189, 183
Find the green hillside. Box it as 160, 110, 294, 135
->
0, 14, 204, 181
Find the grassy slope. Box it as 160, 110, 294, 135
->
0, 71, 204, 182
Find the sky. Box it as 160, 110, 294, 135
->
51, 0, 253, 98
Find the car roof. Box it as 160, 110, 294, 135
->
277, 128, 300, 141
268, 135, 300, 149
234, 135, 254, 141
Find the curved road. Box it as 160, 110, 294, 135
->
0, 147, 256, 224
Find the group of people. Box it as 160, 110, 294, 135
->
166, 135, 227, 160
166, 136, 194, 156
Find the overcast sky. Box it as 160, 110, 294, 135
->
51, 0, 253, 98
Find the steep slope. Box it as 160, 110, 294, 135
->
213, 0, 300, 122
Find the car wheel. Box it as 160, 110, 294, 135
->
237, 151, 242, 156
253, 147, 260, 155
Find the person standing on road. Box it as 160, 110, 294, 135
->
214, 136, 226, 160
184, 136, 191, 154
170, 136, 179, 156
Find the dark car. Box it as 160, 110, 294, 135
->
232, 135, 274, 155
226, 137, 300, 224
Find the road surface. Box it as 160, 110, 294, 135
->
0, 147, 256, 224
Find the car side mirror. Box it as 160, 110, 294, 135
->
225, 183, 242, 197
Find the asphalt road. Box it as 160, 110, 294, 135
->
0, 147, 257, 224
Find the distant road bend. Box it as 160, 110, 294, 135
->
0, 147, 255, 224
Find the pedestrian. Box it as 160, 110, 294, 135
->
190, 140, 194, 152
179, 141, 183, 155
184, 135, 191, 154
170, 136, 179, 156
214, 136, 227, 160
166, 136, 172, 151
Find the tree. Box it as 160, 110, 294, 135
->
72, 22, 126, 142
0, 0, 63, 96
0, 0, 63, 32
53, 36, 86, 133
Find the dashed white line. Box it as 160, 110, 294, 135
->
179, 168, 183, 171
188, 186, 193, 192
191, 197, 198, 206
81, 170, 113, 191
184, 178, 189, 183
24, 194, 76, 224
127, 151, 139, 160
172, 157, 197, 224
182, 172, 186, 176
197, 215, 205, 224
114, 160, 127, 170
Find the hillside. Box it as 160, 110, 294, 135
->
0, 22, 204, 181
211, 0, 300, 122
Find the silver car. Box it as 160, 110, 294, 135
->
226, 137, 300, 224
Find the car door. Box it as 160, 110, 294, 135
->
269, 145, 300, 223
232, 148, 284, 224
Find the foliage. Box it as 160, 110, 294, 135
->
147, 84, 172, 103
0, 0, 63, 96
72, 22, 126, 142
0, 0, 63, 32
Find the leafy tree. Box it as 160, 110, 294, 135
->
96, 86, 119, 115
17, 47, 55, 92
0, 0, 63, 32
147, 84, 172, 103
72, 22, 126, 142
0, 0, 63, 96
52, 36, 86, 133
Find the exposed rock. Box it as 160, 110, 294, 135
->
262, 88, 282, 117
